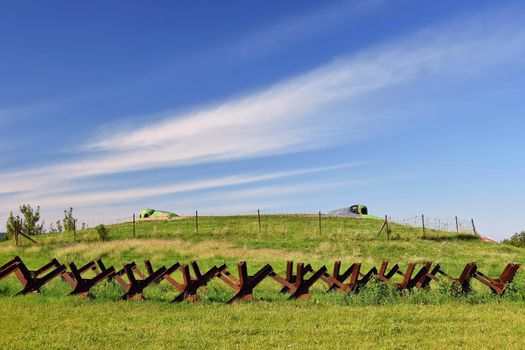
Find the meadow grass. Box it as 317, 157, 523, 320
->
1, 297, 524, 350
1, 215, 524, 349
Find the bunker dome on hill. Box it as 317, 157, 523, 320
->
139, 209, 178, 220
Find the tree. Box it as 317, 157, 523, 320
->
63, 207, 76, 232
56, 220, 63, 233
6, 205, 44, 241
502, 231, 525, 248
19, 204, 44, 236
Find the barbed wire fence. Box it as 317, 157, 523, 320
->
6, 209, 482, 247
41, 210, 481, 245
387, 215, 478, 236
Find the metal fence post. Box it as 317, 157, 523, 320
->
195, 211, 199, 234
133, 214, 136, 238
318, 211, 322, 235
421, 214, 426, 237
15, 223, 19, 247
385, 215, 390, 240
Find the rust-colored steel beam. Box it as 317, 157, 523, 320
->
270, 261, 327, 300
0, 256, 66, 295
377, 261, 399, 280
473, 263, 521, 295
114, 262, 167, 300
217, 261, 273, 303
378, 263, 430, 291
415, 262, 441, 288
437, 262, 477, 293
0, 256, 23, 280
276, 261, 313, 294
167, 261, 217, 302
62, 261, 116, 298
321, 261, 377, 293
131, 260, 180, 282
322, 261, 355, 292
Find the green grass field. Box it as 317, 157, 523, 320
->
1, 215, 524, 349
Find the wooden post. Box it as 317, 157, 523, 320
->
421, 214, 426, 237
376, 219, 386, 237
195, 211, 199, 234
318, 211, 322, 235
385, 215, 390, 240
73, 219, 77, 241
455, 216, 459, 234
15, 224, 19, 247
471, 218, 477, 236
133, 214, 136, 238
257, 209, 261, 232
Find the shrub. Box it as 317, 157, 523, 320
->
502, 231, 525, 248
96, 224, 109, 241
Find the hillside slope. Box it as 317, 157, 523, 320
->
2, 215, 523, 287
1, 215, 523, 349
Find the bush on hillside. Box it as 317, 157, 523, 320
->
96, 224, 109, 241
502, 231, 525, 248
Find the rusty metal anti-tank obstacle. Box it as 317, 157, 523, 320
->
321, 261, 378, 294
113, 261, 167, 300
0, 256, 66, 295
473, 263, 521, 295
0, 257, 521, 302
169, 261, 220, 302
61, 260, 116, 297
217, 261, 274, 303
269, 261, 327, 300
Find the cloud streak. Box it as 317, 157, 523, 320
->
0, 163, 363, 214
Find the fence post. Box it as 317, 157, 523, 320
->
73, 219, 77, 241
421, 214, 426, 237
318, 211, 322, 236
195, 211, 199, 234
133, 214, 136, 238
455, 216, 459, 234
257, 209, 261, 232
385, 215, 390, 240
471, 218, 477, 236
15, 224, 19, 247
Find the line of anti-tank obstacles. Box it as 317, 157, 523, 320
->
0, 256, 520, 303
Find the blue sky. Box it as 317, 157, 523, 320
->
1, 0, 524, 239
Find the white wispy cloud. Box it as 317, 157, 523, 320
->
0, 163, 362, 214
233, 0, 381, 58
77, 179, 366, 225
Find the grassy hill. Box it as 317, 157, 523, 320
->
1, 215, 524, 349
